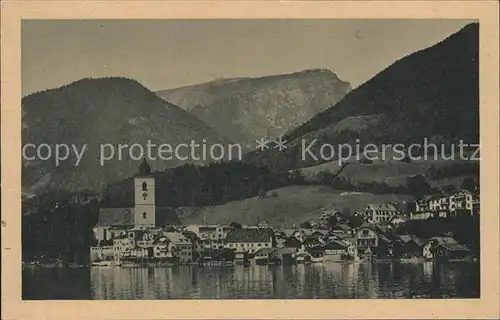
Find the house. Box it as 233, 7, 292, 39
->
163, 232, 193, 262
342, 237, 358, 259
93, 159, 181, 243
324, 236, 358, 259
319, 209, 349, 226
388, 215, 408, 228
107, 228, 162, 262
333, 211, 349, 224
362, 203, 399, 223
307, 245, 325, 260
254, 247, 297, 265
437, 242, 472, 259
284, 236, 302, 249
281, 229, 297, 239
428, 194, 450, 213
254, 248, 279, 265
152, 236, 170, 260
130, 246, 152, 260
411, 197, 435, 220
329, 224, 353, 235
224, 227, 275, 255
372, 224, 400, 243
393, 235, 426, 258
280, 228, 325, 244
354, 225, 393, 257
324, 240, 349, 256
415, 198, 430, 213
89, 245, 114, 262
183, 224, 233, 252
273, 231, 288, 248
182, 230, 202, 256
355, 226, 379, 253
284, 229, 305, 243
302, 236, 325, 249
305, 229, 328, 236
133, 229, 159, 247
411, 190, 478, 220
448, 190, 474, 215
113, 235, 134, 261
423, 237, 471, 259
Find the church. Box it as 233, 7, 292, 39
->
93, 158, 181, 243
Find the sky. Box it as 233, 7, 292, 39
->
22, 19, 474, 96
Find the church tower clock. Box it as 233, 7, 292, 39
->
134, 158, 156, 228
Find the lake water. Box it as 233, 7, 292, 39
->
23, 261, 479, 299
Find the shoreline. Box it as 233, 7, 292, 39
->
23, 257, 478, 269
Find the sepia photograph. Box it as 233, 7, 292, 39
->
1, 1, 499, 319
20, 18, 481, 300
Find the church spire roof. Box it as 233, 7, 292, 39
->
137, 157, 152, 177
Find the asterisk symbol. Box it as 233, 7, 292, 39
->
274, 136, 287, 151
255, 137, 270, 151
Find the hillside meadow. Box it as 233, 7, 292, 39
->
177, 185, 413, 227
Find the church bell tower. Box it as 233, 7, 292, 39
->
134, 158, 155, 228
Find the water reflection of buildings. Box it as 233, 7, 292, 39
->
91, 267, 197, 299
343, 262, 358, 298
423, 261, 434, 279
88, 261, 478, 299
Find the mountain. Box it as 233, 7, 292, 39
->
22, 77, 230, 194
246, 23, 479, 170
156, 69, 351, 148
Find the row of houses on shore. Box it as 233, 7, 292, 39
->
90, 221, 474, 265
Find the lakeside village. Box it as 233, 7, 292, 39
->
83, 160, 480, 268
23, 159, 480, 268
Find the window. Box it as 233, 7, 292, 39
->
143, 212, 147, 219
258, 243, 261, 247
142, 182, 148, 191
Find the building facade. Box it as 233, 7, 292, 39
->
411, 190, 478, 220
224, 228, 275, 255
184, 224, 232, 252
362, 203, 399, 223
